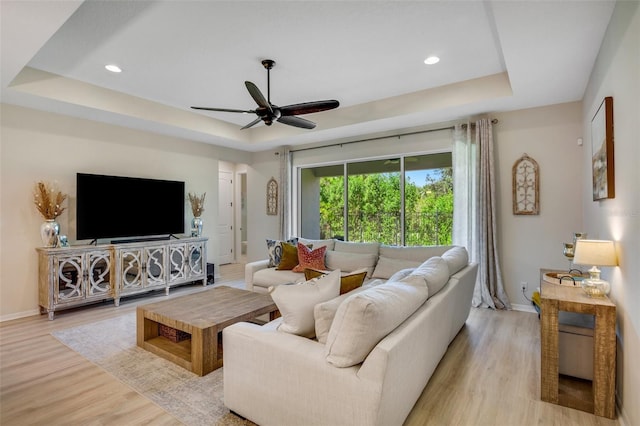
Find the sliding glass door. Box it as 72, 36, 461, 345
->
299, 152, 452, 246
404, 153, 453, 245
347, 159, 401, 244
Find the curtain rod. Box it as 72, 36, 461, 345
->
290, 119, 498, 153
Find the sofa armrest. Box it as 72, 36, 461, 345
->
245, 259, 270, 291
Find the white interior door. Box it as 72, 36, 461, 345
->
218, 171, 234, 265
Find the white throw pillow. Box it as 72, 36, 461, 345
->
441, 246, 469, 275
325, 251, 378, 277
269, 269, 341, 338
314, 284, 371, 344
400, 256, 450, 296
372, 256, 421, 279
325, 282, 429, 367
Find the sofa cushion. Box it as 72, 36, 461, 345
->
304, 268, 368, 295
269, 269, 341, 338
388, 267, 416, 282
266, 238, 298, 268
325, 251, 378, 277
298, 237, 336, 251
372, 256, 421, 279
325, 281, 429, 367
378, 245, 452, 262
253, 268, 304, 288
292, 243, 327, 272
400, 256, 450, 297
276, 242, 300, 270
314, 284, 371, 344
441, 246, 469, 275
334, 240, 380, 255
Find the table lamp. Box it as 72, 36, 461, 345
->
573, 239, 618, 297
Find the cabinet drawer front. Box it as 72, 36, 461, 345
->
54, 254, 84, 303
145, 246, 166, 286
86, 250, 112, 298
187, 242, 205, 276
120, 249, 143, 291
169, 244, 187, 281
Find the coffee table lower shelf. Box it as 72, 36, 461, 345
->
137, 315, 222, 376
136, 286, 278, 376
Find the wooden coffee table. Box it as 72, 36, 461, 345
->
136, 285, 278, 376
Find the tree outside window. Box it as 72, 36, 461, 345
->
302, 153, 452, 246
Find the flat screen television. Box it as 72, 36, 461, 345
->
76, 173, 185, 241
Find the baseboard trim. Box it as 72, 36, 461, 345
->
617, 392, 629, 426
0, 309, 40, 323
511, 303, 538, 314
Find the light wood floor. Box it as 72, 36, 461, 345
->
1, 264, 619, 426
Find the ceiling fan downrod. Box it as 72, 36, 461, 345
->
261, 59, 275, 104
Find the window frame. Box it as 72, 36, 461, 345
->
293, 150, 452, 245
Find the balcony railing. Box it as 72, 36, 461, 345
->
319, 210, 453, 246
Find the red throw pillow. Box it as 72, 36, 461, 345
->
292, 243, 327, 272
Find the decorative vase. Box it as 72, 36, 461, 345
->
40, 219, 60, 247
191, 216, 203, 237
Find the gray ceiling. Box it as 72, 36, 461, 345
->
1, 1, 616, 152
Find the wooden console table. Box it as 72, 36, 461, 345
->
540, 281, 616, 418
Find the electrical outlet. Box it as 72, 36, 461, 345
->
521, 281, 528, 292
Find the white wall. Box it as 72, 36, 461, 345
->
581, 2, 639, 424
291, 129, 453, 167
0, 104, 250, 320
245, 149, 281, 262
493, 102, 584, 309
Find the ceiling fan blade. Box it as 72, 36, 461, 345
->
245, 81, 272, 113
277, 115, 316, 129
241, 117, 262, 130
191, 106, 254, 114
279, 100, 339, 116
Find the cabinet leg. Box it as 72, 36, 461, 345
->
114, 298, 120, 307
48, 311, 55, 321
165, 287, 170, 296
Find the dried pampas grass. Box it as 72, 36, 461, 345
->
34, 181, 67, 220
188, 192, 206, 217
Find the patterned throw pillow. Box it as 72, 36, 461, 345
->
292, 243, 327, 272
266, 238, 298, 267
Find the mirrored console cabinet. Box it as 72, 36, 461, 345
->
37, 237, 208, 320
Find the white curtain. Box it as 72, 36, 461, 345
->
453, 119, 510, 309
279, 147, 292, 240
453, 123, 476, 260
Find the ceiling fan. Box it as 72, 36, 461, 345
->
191, 59, 339, 130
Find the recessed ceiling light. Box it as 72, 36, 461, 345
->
105, 64, 122, 73
424, 56, 440, 65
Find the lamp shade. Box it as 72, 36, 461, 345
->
573, 240, 618, 266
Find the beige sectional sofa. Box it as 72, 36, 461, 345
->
246, 238, 464, 293
225, 239, 478, 426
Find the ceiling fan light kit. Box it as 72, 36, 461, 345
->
191, 59, 339, 130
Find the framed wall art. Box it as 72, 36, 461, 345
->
512, 153, 539, 215
266, 177, 278, 215
590, 96, 614, 200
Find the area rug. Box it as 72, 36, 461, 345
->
51, 313, 249, 426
